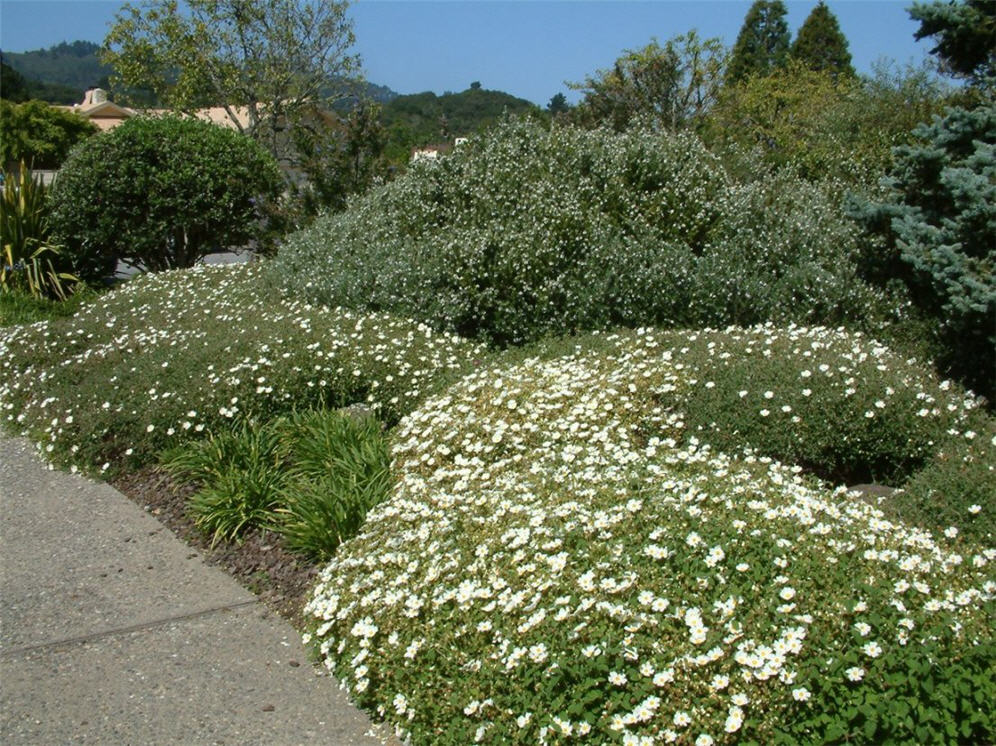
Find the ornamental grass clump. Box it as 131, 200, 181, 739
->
305, 326, 993, 745
270, 118, 893, 346
162, 408, 391, 555
0, 263, 485, 475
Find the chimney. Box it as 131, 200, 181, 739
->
82, 88, 108, 106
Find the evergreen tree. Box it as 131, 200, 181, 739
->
547, 93, 569, 116
909, 0, 996, 83
791, 1, 855, 79
848, 0, 996, 398
0, 56, 30, 102
726, 0, 791, 84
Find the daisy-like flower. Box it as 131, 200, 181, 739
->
792, 687, 811, 702
845, 667, 865, 682
609, 671, 628, 686
862, 641, 883, 658
725, 706, 744, 733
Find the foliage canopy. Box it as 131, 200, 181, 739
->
47, 114, 282, 280
569, 31, 727, 132
909, 0, 996, 83
102, 0, 360, 168
0, 99, 97, 170
726, 0, 791, 84
790, 1, 855, 79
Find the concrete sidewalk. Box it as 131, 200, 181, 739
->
0, 435, 392, 745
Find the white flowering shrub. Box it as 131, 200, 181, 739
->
306, 326, 994, 744
0, 264, 485, 474
270, 119, 892, 346
654, 324, 995, 543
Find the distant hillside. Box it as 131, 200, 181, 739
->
3, 40, 400, 108
381, 85, 540, 160
3, 41, 111, 103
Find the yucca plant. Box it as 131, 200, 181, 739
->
1, 163, 77, 300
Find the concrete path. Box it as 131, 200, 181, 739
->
0, 435, 393, 745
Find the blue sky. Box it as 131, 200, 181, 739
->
1, 0, 935, 106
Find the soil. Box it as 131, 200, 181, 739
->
111, 467, 319, 631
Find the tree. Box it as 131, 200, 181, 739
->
847, 0, 996, 398
547, 92, 570, 116
703, 60, 948, 183
101, 0, 361, 169
0, 56, 30, 102
289, 99, 387, 215
848, 103, 995, 398
0, 99, 97, 170
791, 1, 855, 79
909, 0, 996, 83
726, 0, 791, 84
570, 31, 727, 131
47, 115, 282, 279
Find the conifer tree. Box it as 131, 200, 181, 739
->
791, 1, 855, 79
848, 0, 995, 398
726, 0, 791, 84
909, 0, 996, 83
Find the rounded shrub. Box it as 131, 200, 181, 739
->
47, 114, 282, 281
270, 118, 891, 347
305, 328, 994, 744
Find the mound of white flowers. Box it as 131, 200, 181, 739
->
306, 327, 994, 744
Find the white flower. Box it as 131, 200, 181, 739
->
845, 667, 865, 682
608, 671, 628, 686
792, 687, 811, 702
968, 504, 982, 514
673, 711, 691, 727
862, 641, 882, 658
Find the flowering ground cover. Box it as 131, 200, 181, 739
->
305, 327, 994, 744
0, 263, 486, 475
1, 267, 992, 743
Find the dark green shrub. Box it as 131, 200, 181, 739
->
47, 114, 282, 281
271, 118, 893, 347
0, 99, 97, 170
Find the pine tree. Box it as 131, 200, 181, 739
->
909, 0, 996, 84
726, 0, 791, 84
848, 0, 996, 398
791, 2, 855, 79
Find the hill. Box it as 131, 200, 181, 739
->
2, 41, 111, 104
380, 84, 541, 160
2, 40, 400, 108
